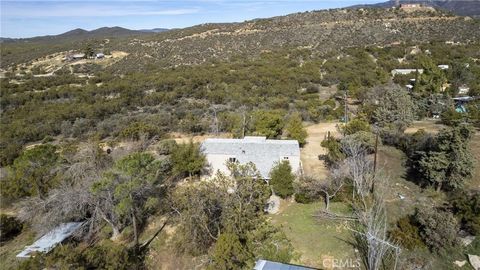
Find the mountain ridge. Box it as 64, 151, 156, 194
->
0, 26, 160, 42
2, 7, 480, 70
350, 0, 480, 17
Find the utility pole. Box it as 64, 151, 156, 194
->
242, 113, 245, 138
373, 132, 379, 173
344, 89, 348, 136
372, 125, 379, 194
212, 107, 218, 135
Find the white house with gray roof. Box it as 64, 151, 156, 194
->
201, 136, 301, 179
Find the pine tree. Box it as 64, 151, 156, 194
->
269, 161, 295, 198
171, 141, 206, 178
417, 124, 474, 191
209, 233, 250, 270
285, 112, 307, 146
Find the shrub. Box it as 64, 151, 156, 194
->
449, 191, 480, 235
1, 144, 59, 199
414, 207, 459, 254
251, 110, 285, 139
321, 136, 345, 166
171, 141, 206, 178
343, 118, 370, 135
156, 139, 178, 155
0, 214, 23, 242
305, 85, 319, 94
389, 216, 425, 250
285, 112, 307, 146
341, 131, 377, 153
294, 192, 316, 204
441, 107, 464, 126
208, 233, 250, 270
120, 122, 160, 140
269, 161, 295, 198
19, 241, 143, 270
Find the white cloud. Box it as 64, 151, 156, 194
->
2, 2, 200, 18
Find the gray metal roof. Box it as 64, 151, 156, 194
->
254, 259, 316, 270
16, 222, 83, 258
201, 136, 300, 179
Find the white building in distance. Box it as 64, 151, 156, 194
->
391, 69, 424, 76
201, 136, 301, 179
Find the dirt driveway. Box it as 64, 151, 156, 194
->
301, 122, 340, 181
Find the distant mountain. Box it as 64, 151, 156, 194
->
138, 28, 170, 33
351, 0, 480, 17
2, 7, 480, 69
1, 27, 147, 43
0, 37, 15, 43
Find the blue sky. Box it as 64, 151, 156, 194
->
1, 0, 384, 38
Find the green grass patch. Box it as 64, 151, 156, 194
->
269, 201, 355, 268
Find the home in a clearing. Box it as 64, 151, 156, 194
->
17, 222, 83, 258
201, 136, 301, 179
391, 68, 424, 76
438, 64, 449, 70
400, 3, 421, 9
400, 3, 434, 12
72, 53, 86, 60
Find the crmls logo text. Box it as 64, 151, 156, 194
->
322, 258, 361, 269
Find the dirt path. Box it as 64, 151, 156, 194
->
301, 122, 340, 181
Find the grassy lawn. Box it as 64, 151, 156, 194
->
269, 201, 356, 269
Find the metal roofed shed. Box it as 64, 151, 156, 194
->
72, 53, 85, 59
254, 259, 317, 270
201, 136, 301, 179
391, 69, 424, 76
16, 222, 83, 258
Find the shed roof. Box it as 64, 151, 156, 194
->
391, 68, 424, 76
16, 222, 83, 258
201, 136, 300, 178
254, 259, 316, 270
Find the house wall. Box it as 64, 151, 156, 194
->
278, 155, 302, 175
205, 154, 302, 178
206, 154, 234, 176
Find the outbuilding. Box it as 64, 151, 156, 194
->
72, 53, 85, 60
391, 69, 424, 76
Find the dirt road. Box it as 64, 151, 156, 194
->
301, 122, 340, 181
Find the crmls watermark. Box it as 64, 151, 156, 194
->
322, 258, 361, 269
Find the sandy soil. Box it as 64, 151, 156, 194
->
404, 119, 446, 134
169, 132, 231, 144
301, 122, 340, 181
19, 50, 129, 77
